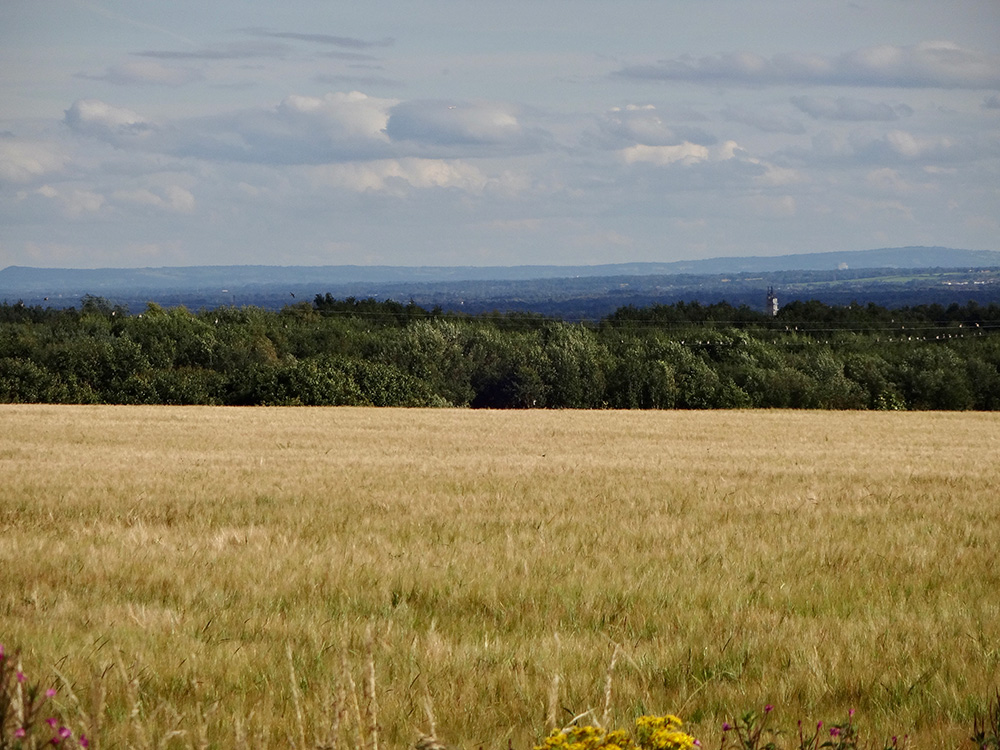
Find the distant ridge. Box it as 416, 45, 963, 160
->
4, 246, 1000, 317
3, 246, 999, 293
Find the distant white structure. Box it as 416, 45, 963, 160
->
766, 286, 778, 317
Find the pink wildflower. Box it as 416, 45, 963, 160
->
764, 704, 773, 713
46, 688, 57, 698
17, 671, 26, 682
47, 717, 58, 728
830, 727, 841, 737
14, 728, 26, 739
80, 734, 90, 747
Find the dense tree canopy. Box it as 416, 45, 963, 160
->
2, 296, 998, 409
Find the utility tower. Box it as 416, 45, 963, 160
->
766, 286, 779, 317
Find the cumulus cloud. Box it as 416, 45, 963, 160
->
602, 104, 677, 145
790, 95, 913, 121
0, 141, 67, 183
599, 104, 717, 146
57, 91, 558, 166
277, 91, 393, 141
859, 129, 957, 161
782, 122, 997, 168
615, 41, 1000, 89
30, 184, 105, 217
385, 100, 525, 147
304, 158, 490, 193
621, 140, 740, 166
195, 90, 401, 163
64, 99, 155, 144
619, 137, 805, 191
61, 92, 401, 164
78, 60, 203, 87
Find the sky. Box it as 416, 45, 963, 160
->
1, 0, 998, 269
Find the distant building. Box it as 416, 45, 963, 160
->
766, 286, 778, 317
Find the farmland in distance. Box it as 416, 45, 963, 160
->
2, 406, 998, 748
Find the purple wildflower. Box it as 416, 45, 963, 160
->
764, 704, 773, 714
722, 722, 732, 732
830, 727, 841, 737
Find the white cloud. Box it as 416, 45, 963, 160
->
64, 100, 155, 144
620, 139, 741, 166
621, 142, 710, 166
31, 184, 105, 217
385, 100, 525, 148
0, 141, 67, 183
752, 162, 805, 187
277, 91, 394, 142
592, 104, 718, 153
879, 129, 958, 159
601, 105, 679, 146
616, 41, 1000, 89
304, 158, 491, 193
61, 92, 399, 165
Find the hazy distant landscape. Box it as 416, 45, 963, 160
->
3, 246, 1000, 317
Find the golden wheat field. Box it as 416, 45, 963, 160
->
1, 405, 999, 749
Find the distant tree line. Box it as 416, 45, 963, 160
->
2, 293, 999, 409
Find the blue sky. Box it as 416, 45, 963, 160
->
1, 0, 998, 269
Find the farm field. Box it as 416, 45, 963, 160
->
1, 405, 999, 748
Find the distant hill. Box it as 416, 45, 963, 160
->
3, 246, 1000, 292
3, 246, 999, 317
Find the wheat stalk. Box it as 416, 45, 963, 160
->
547, 633, 562, 733
363, 628, 378, 750
287, 644, 306, 749
601, 645, 620, 729
345, 657, 364, 750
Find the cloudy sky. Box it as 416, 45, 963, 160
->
1, 0, 999, 269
